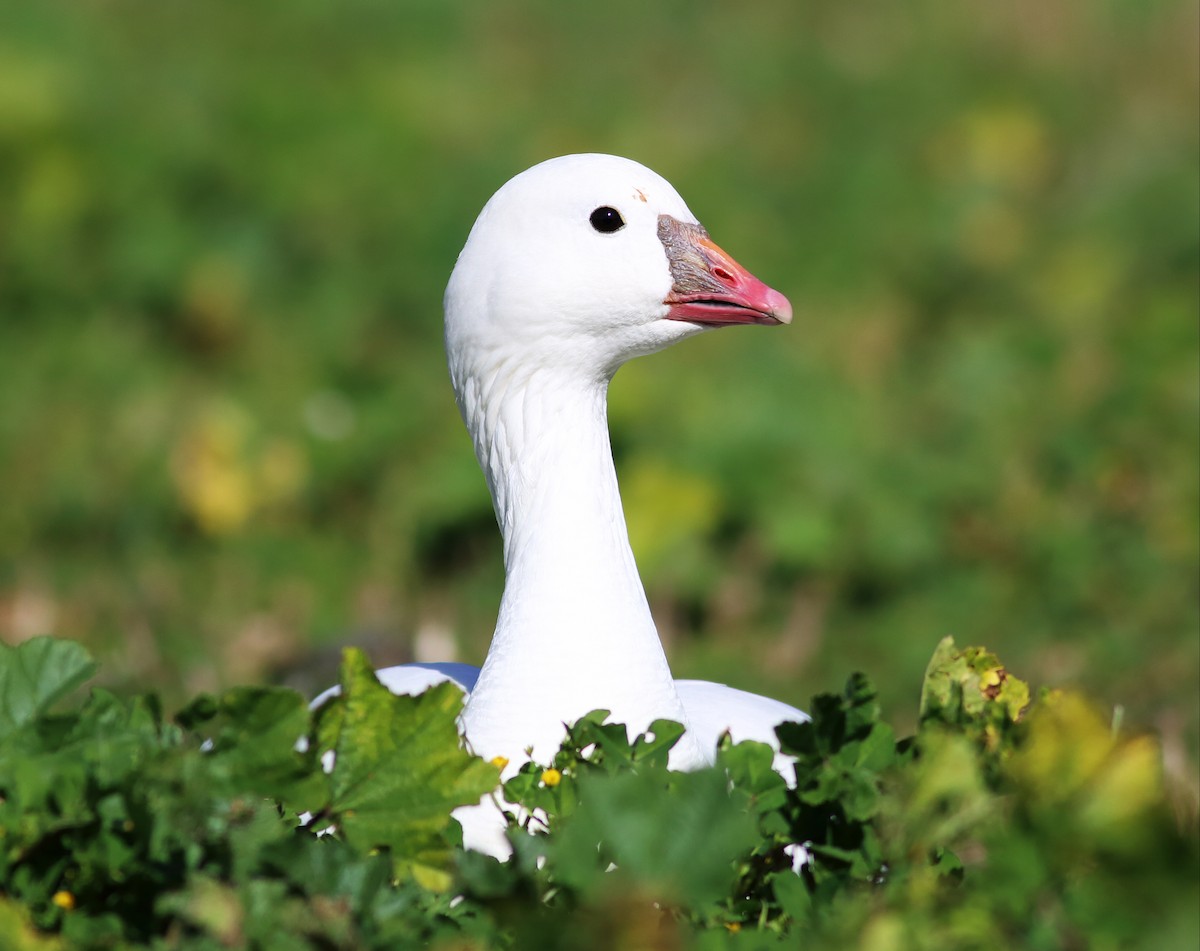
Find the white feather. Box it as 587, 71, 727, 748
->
318, 155, 807, 858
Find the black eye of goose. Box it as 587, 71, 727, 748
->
589, 206, 626, 234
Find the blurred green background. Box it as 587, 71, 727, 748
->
1, 1, 1196, 798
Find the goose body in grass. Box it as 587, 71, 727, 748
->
319, 154, 808, 850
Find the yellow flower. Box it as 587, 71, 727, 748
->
540, 767, 562, 787
724, 922, 742, 934
490, 756, 509, 771
52, 890, 75, 910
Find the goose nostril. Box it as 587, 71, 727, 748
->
713, 266, 734, 283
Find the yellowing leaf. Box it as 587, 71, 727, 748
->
1010, 690, 1166, 849
1081, 734, 1163, 831
0, 898, 65, 950
1010, 690, 1113, 800
919, 637, 1029, 728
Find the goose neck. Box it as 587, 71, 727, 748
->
454, 360, 695, 762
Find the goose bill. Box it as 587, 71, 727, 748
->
658, 214, 792, 326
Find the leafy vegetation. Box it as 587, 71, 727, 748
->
0, 2, 1195, 946
0, 2, 1195, 778
0, 636, 1195, 949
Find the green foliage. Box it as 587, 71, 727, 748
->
920, 636, 1030, 731
1, 636, 1195, 949
0, 638, 499, 948
0, 1, 1194, 781
0, 638, 98, 738
310, 648, 500, 889
1, 4, 1193, 945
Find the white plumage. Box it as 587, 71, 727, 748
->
324, 154, 807, 854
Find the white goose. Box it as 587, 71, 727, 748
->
327, 154, 807, 850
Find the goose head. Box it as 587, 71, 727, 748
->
444, 153, 791, 389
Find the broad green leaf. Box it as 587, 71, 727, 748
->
177, 686, 324, 806
550, 767, 760, 906
0, 637, 98, 738
320, 649, 500, 886
259, 832, 393, 903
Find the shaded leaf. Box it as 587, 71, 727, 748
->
551, 768, 760, 906
177, 686, 324, 806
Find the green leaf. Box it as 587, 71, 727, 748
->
565, 712, 637, 770
854, 722, 898, 773
842, 672, 882, 737
177, 686, 324, 807
631, 718, 686, 768
0, 637, 98, 738
832, 770, 879, 823
772, 868, 813, 923
550, 767, 760, 906
319, 649, 500, 887
718, 740, 789, 814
